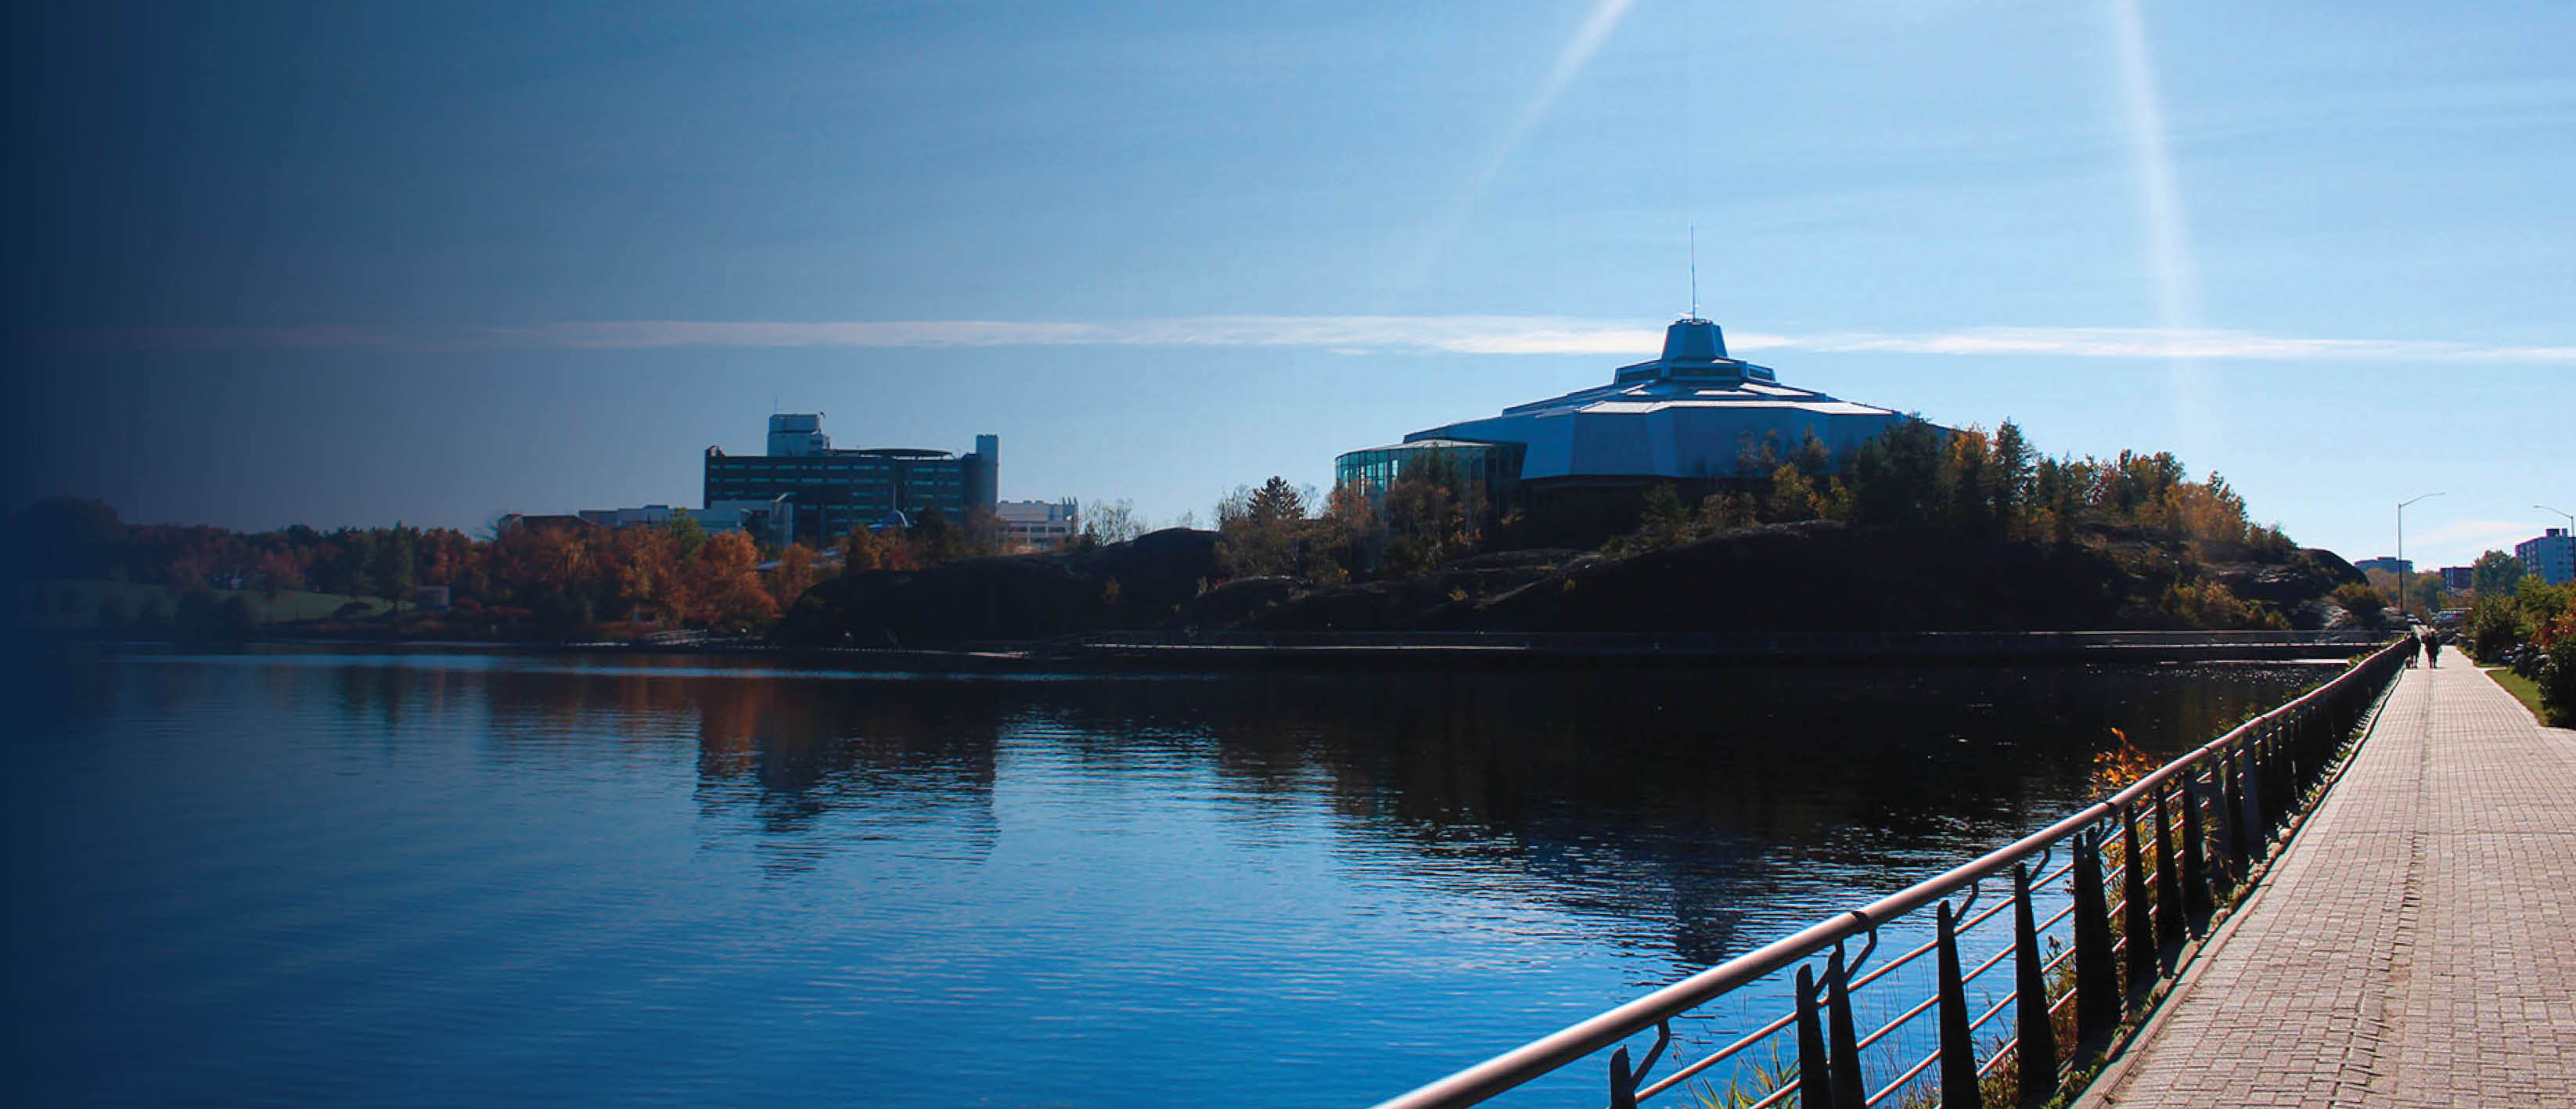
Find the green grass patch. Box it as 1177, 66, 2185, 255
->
2483, 667, 2549, 726
14, 578, 389, 630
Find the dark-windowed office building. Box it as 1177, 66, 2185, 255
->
703, 414, 996, 544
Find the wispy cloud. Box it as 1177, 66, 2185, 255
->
45, 317, 2576, 364
2405, 518, 2553, 556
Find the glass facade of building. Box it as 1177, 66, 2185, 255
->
1333, 439, 1526, 506
704, 442, 994, 543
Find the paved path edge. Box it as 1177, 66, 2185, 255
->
2066, 672, 2406, 1108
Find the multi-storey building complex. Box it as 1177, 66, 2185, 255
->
703, 414, 995, 545
2517, 528, 2574, 585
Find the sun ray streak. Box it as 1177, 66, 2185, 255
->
2109, 0, 2213, 457
1386, 0, 1637, 302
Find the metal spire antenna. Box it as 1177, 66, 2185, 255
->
1689, 225, 1700, 320
1679, 225, 1700, 321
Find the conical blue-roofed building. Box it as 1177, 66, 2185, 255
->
1335, 315, 1916, 506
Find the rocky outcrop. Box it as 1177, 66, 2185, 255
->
773, 528, 1221, 647
772, 522, 2366, 646
1240, 522, 2138, 633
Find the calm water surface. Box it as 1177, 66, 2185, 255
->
4, 646, 2333, 1107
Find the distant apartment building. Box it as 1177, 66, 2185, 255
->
2439, 565, 2474, 592
2517, 528, 2574, 585
703, 414, 996, 545
996, 499, 1080, 550
2354, 556, 2414, 577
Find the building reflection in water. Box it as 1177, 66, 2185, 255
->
263, 648, 2326, 969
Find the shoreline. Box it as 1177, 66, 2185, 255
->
18, 628, 2393, 673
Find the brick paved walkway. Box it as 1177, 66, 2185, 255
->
2081, 647, 2576, 1107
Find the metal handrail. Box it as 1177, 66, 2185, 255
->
1081, 628, 2392, 651
1367, 636, 2410, 1109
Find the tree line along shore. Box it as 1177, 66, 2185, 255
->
9, 419, 2564, 669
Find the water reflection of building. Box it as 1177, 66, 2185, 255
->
1070, 665, 2318, 967
458, 664, 1009, 868
1334, 316, 1913, 514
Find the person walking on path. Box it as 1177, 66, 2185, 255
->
2422, 626, 2441, 667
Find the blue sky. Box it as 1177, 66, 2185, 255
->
8, 1, 2572, 570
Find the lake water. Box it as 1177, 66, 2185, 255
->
3, 646, 2334, 1107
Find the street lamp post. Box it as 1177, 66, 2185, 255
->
2539, 504, 2575, 533
2398, 491, 2445, 621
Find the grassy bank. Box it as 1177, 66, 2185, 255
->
2483, 666, 2549, 726
14, 578, 390, 631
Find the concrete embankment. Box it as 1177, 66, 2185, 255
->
726, 629, 2397, 674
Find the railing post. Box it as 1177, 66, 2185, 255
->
2208, 759, 2237, 898
2182, 771, 2212, 920
1937, 902, 1981, 1109
2072, 829, 2118, 1047
2123, 805, 2154, 1001
1610, 1047, 1636, 1109
2238, 743, 2267, 861
1797, 965, 1833, 1109
2013, 862, 2058, 1105
2272, 716, 2296, 819
2220, 747, 2250, 886
2257, 722, 2283, 832
2293, 704, 2318, 791
1826, 945, 1865, 1109
2153, 786, 2184, 951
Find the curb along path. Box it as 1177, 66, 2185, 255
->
2081, 647, 2576, 1107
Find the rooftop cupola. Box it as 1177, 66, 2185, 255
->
1663, 316, 1727, 362
1610, 315, 1772, 385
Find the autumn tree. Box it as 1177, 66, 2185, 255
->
765, 543, 822, 610
1304, 482, 1378, 585
688, 530, 777, 630
610, 524, 684, 623
1216, 476, 1312, 577
1078, 499, 1143, 546
370, 524, 419, 613
842, 524, 905, 574
1636, 483, 1694, 549
253, 548, 304, 620
1765, 463, 1821, 522
1377, 452, 1485, 577
907, 513, 975, 567
667, 511, 709, 560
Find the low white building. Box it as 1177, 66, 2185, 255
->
997, 499, 1081, 550
579, 503, 756, 538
